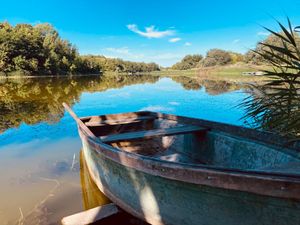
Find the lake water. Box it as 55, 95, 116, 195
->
0, 75, 250, 225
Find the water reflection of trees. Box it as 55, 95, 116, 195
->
0, 75, 159, 133
170, 76, 244, 94
80, 150, 111, 210
0, 75, 245, 133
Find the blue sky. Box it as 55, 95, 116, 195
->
1, 0, 300, 66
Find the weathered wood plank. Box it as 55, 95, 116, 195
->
100, 125, 207, 143
85, 111, 154, 124
85, 116, 156, 127
61, 203, 119, 225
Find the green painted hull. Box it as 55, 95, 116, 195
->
61, 107, 300, 225
82, 143, 300, 225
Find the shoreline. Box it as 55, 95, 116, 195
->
0, 64, 269, 83
0, 73, 102, 79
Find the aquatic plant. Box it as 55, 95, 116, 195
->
242, 18, 300, 139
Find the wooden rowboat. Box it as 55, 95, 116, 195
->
63, 103, 300, 225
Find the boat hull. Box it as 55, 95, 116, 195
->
82, 138, 300, 225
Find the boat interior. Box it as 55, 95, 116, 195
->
81, 112, 300, 175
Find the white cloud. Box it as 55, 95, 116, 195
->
257, 31, 269, 36
103, 49, 183, 67
140, 105, 174, 112
169, 37, 181, 43
104, 47, 145, 60
105, 47, 130, 54
232, 39, 240, 44
184, 42, 192, 46
149, 53, 182, 60
127, 24, 175, 38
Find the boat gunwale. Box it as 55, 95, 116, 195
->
77, 111, 300, 200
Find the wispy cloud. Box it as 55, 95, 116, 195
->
127, 24, 175, 38
232, 39, 240, 44
169, 37, 181, 43
257, 31, 269, 36
104, 46, 145, 59
184, 42, 192, 46
105, 47, 130, 54
149, 53, 182, 60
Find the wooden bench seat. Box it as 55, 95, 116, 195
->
85, 116, 156, 127
100, 125, 207, 143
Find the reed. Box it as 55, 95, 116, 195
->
241, 18, 300, 139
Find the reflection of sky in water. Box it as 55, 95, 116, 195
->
0, 77, 250, 224
75, 77, 247, 124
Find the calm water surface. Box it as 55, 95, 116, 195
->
0, 75, 250, 224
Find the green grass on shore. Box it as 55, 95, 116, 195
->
1, 63, 270, 83
150, 64, 269, 82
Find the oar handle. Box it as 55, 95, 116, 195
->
62, 102, 96, 138
63, 102, 80, 122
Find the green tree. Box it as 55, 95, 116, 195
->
0, 22, 102, 76
171, 54, 203, 70
245, 31, 300, 65
202, 49, 232, 67
0, 21, 160, 76
81, 55, 160, 74
228, 51, 244, 63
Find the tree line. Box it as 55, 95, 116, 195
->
171, 50, 244, 70
81, 55, 160, 74
2, 21, 298, 75
171, 31, 300, 70
0, 22, 160, 76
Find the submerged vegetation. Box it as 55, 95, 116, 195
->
241, 19, 300, 139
